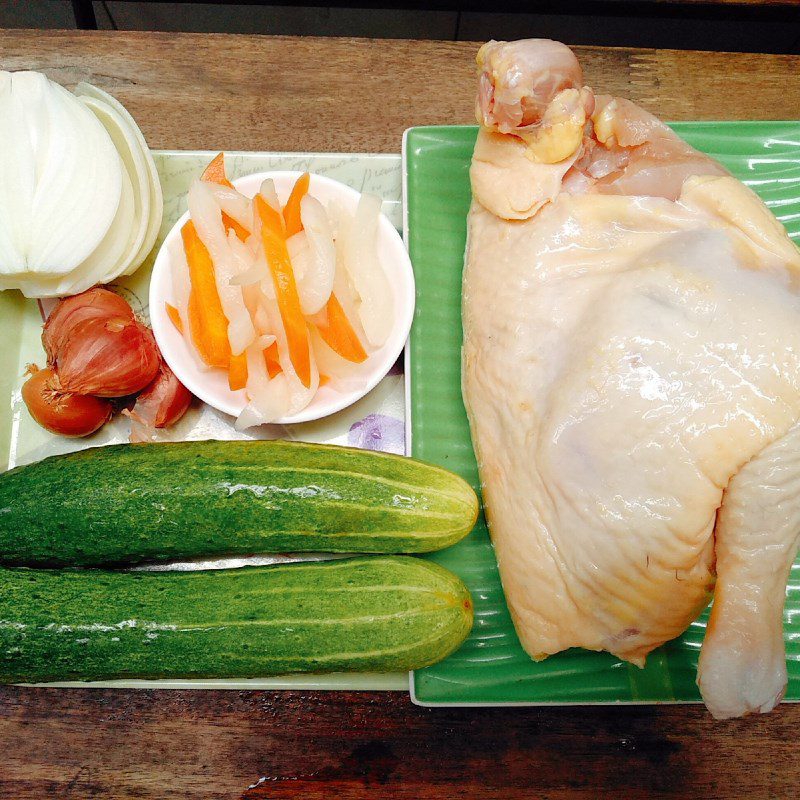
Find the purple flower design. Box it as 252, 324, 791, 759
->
348, 413, 405, 454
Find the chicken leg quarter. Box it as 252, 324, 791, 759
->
462, 38, 800, 718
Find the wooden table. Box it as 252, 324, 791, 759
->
1, 30, 799, 800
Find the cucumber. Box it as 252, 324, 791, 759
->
0, 440, 477, 567
0, 556, 473, 682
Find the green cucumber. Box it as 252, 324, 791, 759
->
0, 440, 478, 567
0, 556, 473, 682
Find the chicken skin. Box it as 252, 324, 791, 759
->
463, 39, 800, 718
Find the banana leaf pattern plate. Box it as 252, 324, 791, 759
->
405, 123, 800, 705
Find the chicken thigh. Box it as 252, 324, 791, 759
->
462, 39, 800, 718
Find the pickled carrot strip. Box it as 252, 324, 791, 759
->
222, 212, 249, 242
188, 290, 211, 364
200, 152, 234, 189
257, 192, 285, 235
228, 351, 248, 391
283, 172, 310, 238
181, 221, 231, 369
254, 194, 311, 388
313, 293, 368, 363
165, 303, 184, 335
264, 342, 282, 379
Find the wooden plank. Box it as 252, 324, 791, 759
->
0, 31, 797, 155
1, 687, 800, 799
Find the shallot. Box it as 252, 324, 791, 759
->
21, 366, 112, 438
42, 287, 133, 364
127, 360, 192, 441
24, 289, 193, 440
54, 313, 160, 398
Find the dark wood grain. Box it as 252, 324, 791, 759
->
2, 688, 799, 799
2, 30, 800, 800
1, 30, 798, 155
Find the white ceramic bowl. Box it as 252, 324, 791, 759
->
149, 171, 415, 424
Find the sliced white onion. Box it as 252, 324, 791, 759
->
341, 192, 393, 348
230, 264, 266, 287
49, 159, 136, 296
331, 234, 369, 346
0, 71, 33, 270
226, 228, 256, 272
257, 333, 277, 348
20, 76, 87, 276
28, 79, 122, 275
286, 232, 310, 279
78, 95, 151, 282
259, 179, 281, 215
73, 81, 163, 275
0, 157, 133, 297
0, 73, 166, 297
0, 73, 26, 277
188, 179, 255, 356
235, 339, 289, 431
227, 230, 265, 287
207, 183, 254, 233
295, 194, 336, 314
0, 74, 124, 296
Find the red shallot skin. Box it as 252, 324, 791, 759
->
55, 314, 161, 398
36, 287, 189, 439
21, 366, 113, 438
42, 287, 134, 366
132, 360, 193, 429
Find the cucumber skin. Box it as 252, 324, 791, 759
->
0, 440, 478, 567
0, 556, 473, 682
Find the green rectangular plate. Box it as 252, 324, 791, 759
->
405, 123, 800, 705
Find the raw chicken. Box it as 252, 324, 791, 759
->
462, 38, 800, 719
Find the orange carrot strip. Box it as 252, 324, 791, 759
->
181, 221, 231, 369
254, 195, 311, 388
188, 290, 213, 364
283, 172, 310, 238
165, 303, 184, 335
222, 211, 249, 242
199, 153, 250, 241
318, 374, 330, 387
314, 293, 368, 363
257, 194, 285, 235
228, 351, 248, 391
264, 342, 282, 379
200, 152, 234, 189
